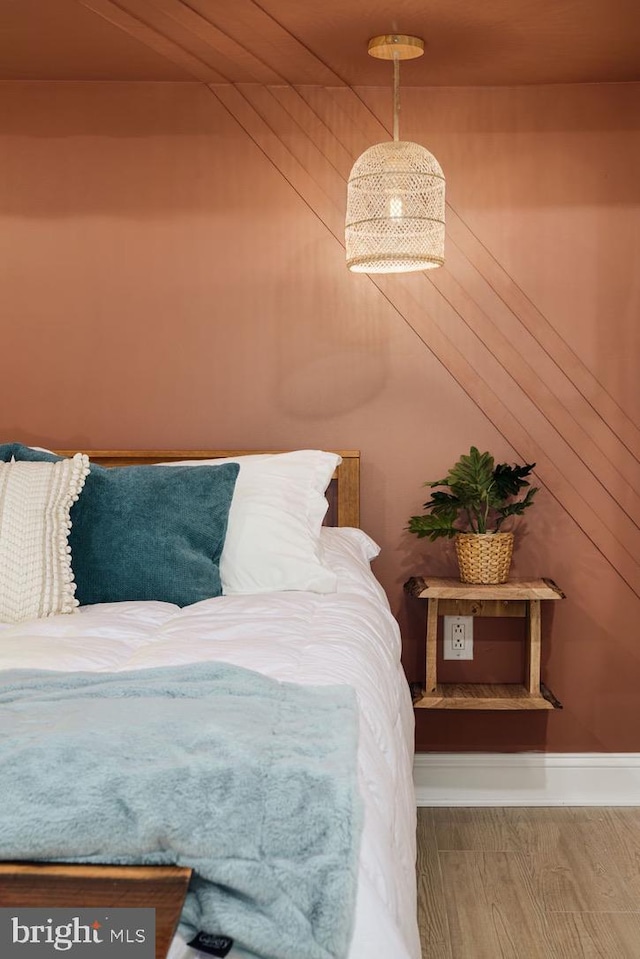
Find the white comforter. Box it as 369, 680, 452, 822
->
0, 528, 419, 959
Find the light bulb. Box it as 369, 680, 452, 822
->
390, 196, 403, 218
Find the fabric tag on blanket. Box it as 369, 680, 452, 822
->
188, 932, 234, 957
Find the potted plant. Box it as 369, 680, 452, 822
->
407, 446, 538, 584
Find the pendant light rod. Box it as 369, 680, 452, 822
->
393, 54, 400, 142
368, 35, 424, 145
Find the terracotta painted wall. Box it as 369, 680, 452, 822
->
1, 80, 638, 752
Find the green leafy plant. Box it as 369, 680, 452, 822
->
408, 446, 538, 542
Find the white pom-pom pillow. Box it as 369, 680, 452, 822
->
0, 454, 90, 624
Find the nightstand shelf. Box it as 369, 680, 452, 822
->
405, 577, 565, 710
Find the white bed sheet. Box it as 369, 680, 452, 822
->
0, 529, 419, 959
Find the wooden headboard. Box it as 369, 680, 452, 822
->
55, 449, 361, 528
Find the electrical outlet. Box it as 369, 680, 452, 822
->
452, 623, 466, 649
443, 615, 474, 660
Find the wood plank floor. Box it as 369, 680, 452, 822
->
417, 807, 640, 958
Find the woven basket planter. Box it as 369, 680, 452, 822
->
455, 532, 514, 585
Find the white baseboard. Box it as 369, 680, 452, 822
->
414, 752, 640, 806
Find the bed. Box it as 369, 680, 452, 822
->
0, 450, 418, 959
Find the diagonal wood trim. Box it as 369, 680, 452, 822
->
445, 208, 640, 461
307, 86, 395, 160
223, 84, 640, 576
209, 83, 344, 242
115, 0, 286, 83
184, 0, 346, 85
321, 85, 640, 461
236, 83, 349, 203
292, 86, 640, 515
379, 269, 640, 586
240, 84, 640, 532
441, 236, 640, 477
268, 86, 355, 178
230, 87, 638, 522
93, 0, 346, 86
314, 84, 640, 449
425, 253, 640, 521
204, 82, 640, 596
76, 0, 225, 82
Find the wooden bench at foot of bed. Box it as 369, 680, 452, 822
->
0, 863, 192, 959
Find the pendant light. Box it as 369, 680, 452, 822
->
345, 34, 445, 274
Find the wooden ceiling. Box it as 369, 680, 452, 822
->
1, 0, 639, 86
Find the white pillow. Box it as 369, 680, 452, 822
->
319, 527, 392, 607
161, 451, 341, 594
320, 526, 381, 565
0, 454, 90, 623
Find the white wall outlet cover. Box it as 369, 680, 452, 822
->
443, 615, 474, 660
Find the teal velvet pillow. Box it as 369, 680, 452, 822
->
0, 443, 19, 461
6, 444, 239, 607
1, 444, 58, 463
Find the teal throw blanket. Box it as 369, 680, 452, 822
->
0, 662, 362, 959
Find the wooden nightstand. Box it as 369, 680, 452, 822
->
404, 577, 565, 710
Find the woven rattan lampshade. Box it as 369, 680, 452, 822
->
345, 35, 445, 274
